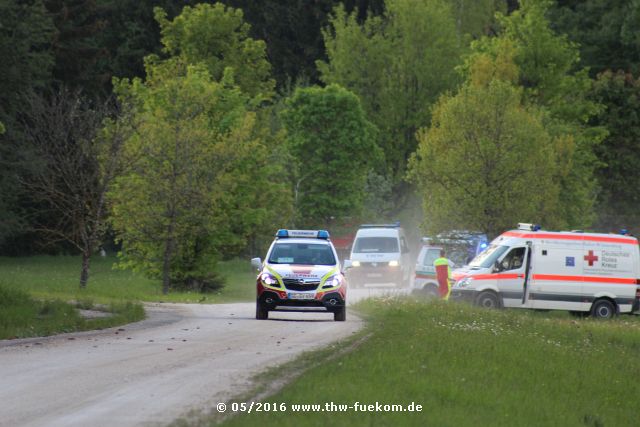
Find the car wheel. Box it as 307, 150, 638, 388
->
256, 301, 269, 320
476, 291, 500, 309
591, 299, 616, 319
334, 306, 346, 321
417, 286, 439, 299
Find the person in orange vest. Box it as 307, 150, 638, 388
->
434, 249, 452, 300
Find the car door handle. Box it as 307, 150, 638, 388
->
518, 274, 524, 278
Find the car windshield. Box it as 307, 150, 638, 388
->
421, 248, 440, 266
468, 244, 509, 268
268, 242, 336, 265
352, 237, 399, 253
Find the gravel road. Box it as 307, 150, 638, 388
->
0, 288, 405, 427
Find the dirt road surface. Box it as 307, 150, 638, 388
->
0, 287, 405, 427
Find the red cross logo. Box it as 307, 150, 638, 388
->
584, 250, 598, 266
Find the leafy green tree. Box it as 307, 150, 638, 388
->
467, 0, 604, 229
409, 77, 558, 238
550, 0, 640, 76
43, 0, 110, 95
590, 70, 640, 230
0, 0, 54, 247
318, 0, 463, 185
449, 0, 507, 40
221, 0, 386, 88
111, 64, 253, 293
154, 3, 274, 101
109, 3, 291, 293
280, 84, 379, 227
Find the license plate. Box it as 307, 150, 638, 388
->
367, 273, 382, 278
288, 292, 315, 300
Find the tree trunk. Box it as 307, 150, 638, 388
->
80, 250, 91, 289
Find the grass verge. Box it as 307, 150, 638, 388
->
0, 255, 256, 304
0, 255, 255, 339
0, 285, 144, 340
216, 298, 640, 427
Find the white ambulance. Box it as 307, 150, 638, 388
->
450, 224, 640, 318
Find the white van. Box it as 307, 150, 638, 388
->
451, 223, 640, 318
344, 224, 412, 288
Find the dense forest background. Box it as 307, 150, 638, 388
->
2, 0, 639, 290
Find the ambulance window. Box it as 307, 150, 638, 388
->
469, 244, 509, 268
500, 247, 526, 271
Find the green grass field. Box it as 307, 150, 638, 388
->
219, 298, 640, 427
0, 255, 256, 340
0, 255, 256, 304
0, 285, 144, 339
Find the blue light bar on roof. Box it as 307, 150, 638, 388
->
275, 229, 330, 239
317, 230, 329, 239
517, 223, 542, 231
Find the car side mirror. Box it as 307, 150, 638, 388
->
493, 260, 502, 272
251, 257, 262, 270
343, 260, 353, 270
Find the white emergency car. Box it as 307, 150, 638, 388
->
451, 223, 640, 318
251, 229, 347, 321
344, 223, 412, 288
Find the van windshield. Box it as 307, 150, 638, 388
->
353, 237, 399, 253
468, 244, 509, 268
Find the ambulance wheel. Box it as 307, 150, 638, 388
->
256, 301, 269, 320
476, 291, 500, 309
590, 299, 616, 319
334, 306, 346, 321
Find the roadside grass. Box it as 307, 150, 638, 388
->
219, 298, 640, 427
0, 285, 144, 339
0, 255, 256, 304
0, 255, 255, 340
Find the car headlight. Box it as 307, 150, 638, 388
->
455, 277, 473, 288
323, 274, 342, 289
260, 272, 280, 287
352, 260, 361, 267
388, 260, 399, 267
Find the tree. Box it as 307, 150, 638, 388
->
318, 0, 464, 187
590, 70, 640, 230
280, 84, 379, 227
154, 3, 274, 101
220, 0, 387, 89
110, 65, 292, 292
109, 2, 292, 294
21, 89, 131, 287
409, 77, 558, 238
0, 0, 55, 248
467, 0, 604, 229
44, 0, 110, 96
550, 0, 640, 76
